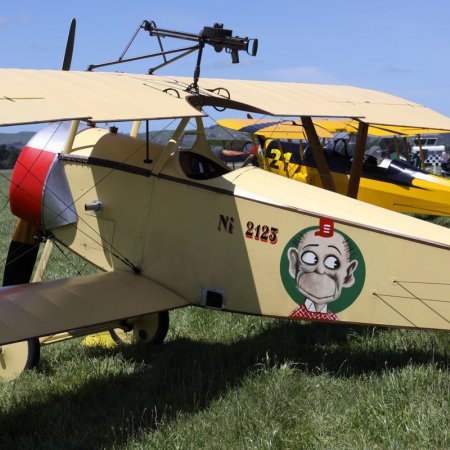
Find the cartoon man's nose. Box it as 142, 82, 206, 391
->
316, 265, 325, 274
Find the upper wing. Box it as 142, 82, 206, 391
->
0, 69, 203, 126
0, 271, 190, 345
191, 78, 450, 130
2, 69, 450, 130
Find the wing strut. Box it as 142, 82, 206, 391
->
62, 120, 80, 154
346, 121, 369, 198
152, 118, 190, 175
301, 116, 336, 192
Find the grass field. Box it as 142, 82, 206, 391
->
0, 169, 448, 449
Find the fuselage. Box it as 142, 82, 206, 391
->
11, 124, 450, 331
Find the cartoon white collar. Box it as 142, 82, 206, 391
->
305, 298, 328, 313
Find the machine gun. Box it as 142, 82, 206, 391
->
87, 21, 258, 92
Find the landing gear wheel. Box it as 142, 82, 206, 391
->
0, 338, 40, 381
110, 311, 169, 346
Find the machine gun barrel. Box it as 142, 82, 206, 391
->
143, 21, 258, 62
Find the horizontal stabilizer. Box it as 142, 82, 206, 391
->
0, 271, 190, 345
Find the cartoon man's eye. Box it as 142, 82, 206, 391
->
301, 251, 318, 265
324, 255, 340, 270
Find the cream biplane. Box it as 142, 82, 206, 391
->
0, 21, 449, 380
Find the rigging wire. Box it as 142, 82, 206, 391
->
372, 293, 417, 328
5, 156, 139, 272
393, 280, 449, 324
373, 278, 450, 328
52, 239, 85, 277
0, 118, 184, 275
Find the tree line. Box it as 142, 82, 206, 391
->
0, 145, 21, 170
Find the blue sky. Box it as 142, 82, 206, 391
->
1, 0, 449, 132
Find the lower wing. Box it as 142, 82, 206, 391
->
0, 271, 190, 345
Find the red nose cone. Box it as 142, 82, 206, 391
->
10, 146, 56, 225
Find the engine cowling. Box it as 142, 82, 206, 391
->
10, 122, 78, 230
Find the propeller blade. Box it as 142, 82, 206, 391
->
62, 18, 76, 71
3, 219, 40, 287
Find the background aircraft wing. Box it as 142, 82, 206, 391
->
0, 271, 190, 345
313, 119, 450, 136
217, 118, 333, 139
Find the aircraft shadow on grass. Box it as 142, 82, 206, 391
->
0, 316, 447, 448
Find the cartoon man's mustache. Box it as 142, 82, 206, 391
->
296, 271, 336, 301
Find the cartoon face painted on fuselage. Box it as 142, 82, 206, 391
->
288, 230, 358, 308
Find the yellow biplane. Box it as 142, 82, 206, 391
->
218, 118, 450, 217
0, 20, 449, 380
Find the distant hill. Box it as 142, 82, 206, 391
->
138, 130, 176, 146
0, 145, 21, 170
0, 131, 35, 148
0, 124, 248, 149
0, 125, 249, 169
204, 125, 249, 141
3, 127, 450, 153
138, 124, 249, 145
0, 132, 36, 169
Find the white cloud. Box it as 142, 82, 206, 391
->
210, 58, 265, 70
267, 66, 339, 84
381, 65, 413, 73
28, 44, 50, 52
18, 14, 33, 22
0, 15, 33, 26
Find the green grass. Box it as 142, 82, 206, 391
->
0, 313, 448, 449
0, 170, 448, 449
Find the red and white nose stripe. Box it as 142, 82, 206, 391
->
10, 146, 56, 225
9, 122, 78, 230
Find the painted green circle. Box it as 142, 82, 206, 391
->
280, 226, 366, 313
